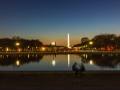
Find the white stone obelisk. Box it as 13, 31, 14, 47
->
68, 33, 70, 48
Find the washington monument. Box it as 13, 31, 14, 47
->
67, 33, 70, 48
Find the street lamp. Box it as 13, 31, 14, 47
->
5, 47, 9, 52
51, 42, 56, 51
42, 47, 45, 51
52, 42, 55, 46
89, 41, 93, 45
89, 41, 93, 51
16, 42, 20, 51
16, 42, 20, 46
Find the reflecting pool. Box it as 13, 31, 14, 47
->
0, 54, 120, 71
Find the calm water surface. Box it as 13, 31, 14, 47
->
0, 54, 120, 71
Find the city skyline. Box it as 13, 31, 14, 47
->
0, 0, 120, 46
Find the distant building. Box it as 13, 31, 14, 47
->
81, 37, 89, 43
40, 45, 66, 52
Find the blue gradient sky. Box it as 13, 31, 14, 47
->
0, 0, 120, 46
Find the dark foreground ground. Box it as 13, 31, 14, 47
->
0, 71, 120, 90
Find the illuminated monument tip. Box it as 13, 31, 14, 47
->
68, 33, 70, 48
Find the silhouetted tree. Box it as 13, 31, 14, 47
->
0, 37, 43, 51
92, 33, 117, 50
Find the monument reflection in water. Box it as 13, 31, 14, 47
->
0, 54, 120, 71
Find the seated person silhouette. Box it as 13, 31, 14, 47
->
72, 62, 85, 76
79, 63, 85, 76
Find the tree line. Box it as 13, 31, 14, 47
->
92, 33, 120, 50
75, 33, 120, 50
1, 34, 120, 51
0, 36, 43, 51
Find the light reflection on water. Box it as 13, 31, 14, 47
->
0, 54, 120, 71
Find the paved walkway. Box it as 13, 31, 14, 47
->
0, 71, 120, 90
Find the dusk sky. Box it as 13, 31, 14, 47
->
0, 0, 120, 46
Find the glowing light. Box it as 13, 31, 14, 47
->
52, 42, 55, 45
85, 54, 87, 58
52, 60, 55, 66
36, 55, 37, 57
28, 54, 30, 58
90, 60, 93, 65
89, 41, 93, 45
68, 54, 70, 67
16, 42, 20, 46
68, 33, 70, 48
16, 60, 20, 66
42, 47, 45, 51
0, 55, 2, 58
83, 54, 85, 57
18, 49, 21, 52
6, 47, 9, 51
6, 55, 8, 58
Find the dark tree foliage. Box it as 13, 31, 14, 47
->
92, 33, 118, 50
0, 36, 43, 51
